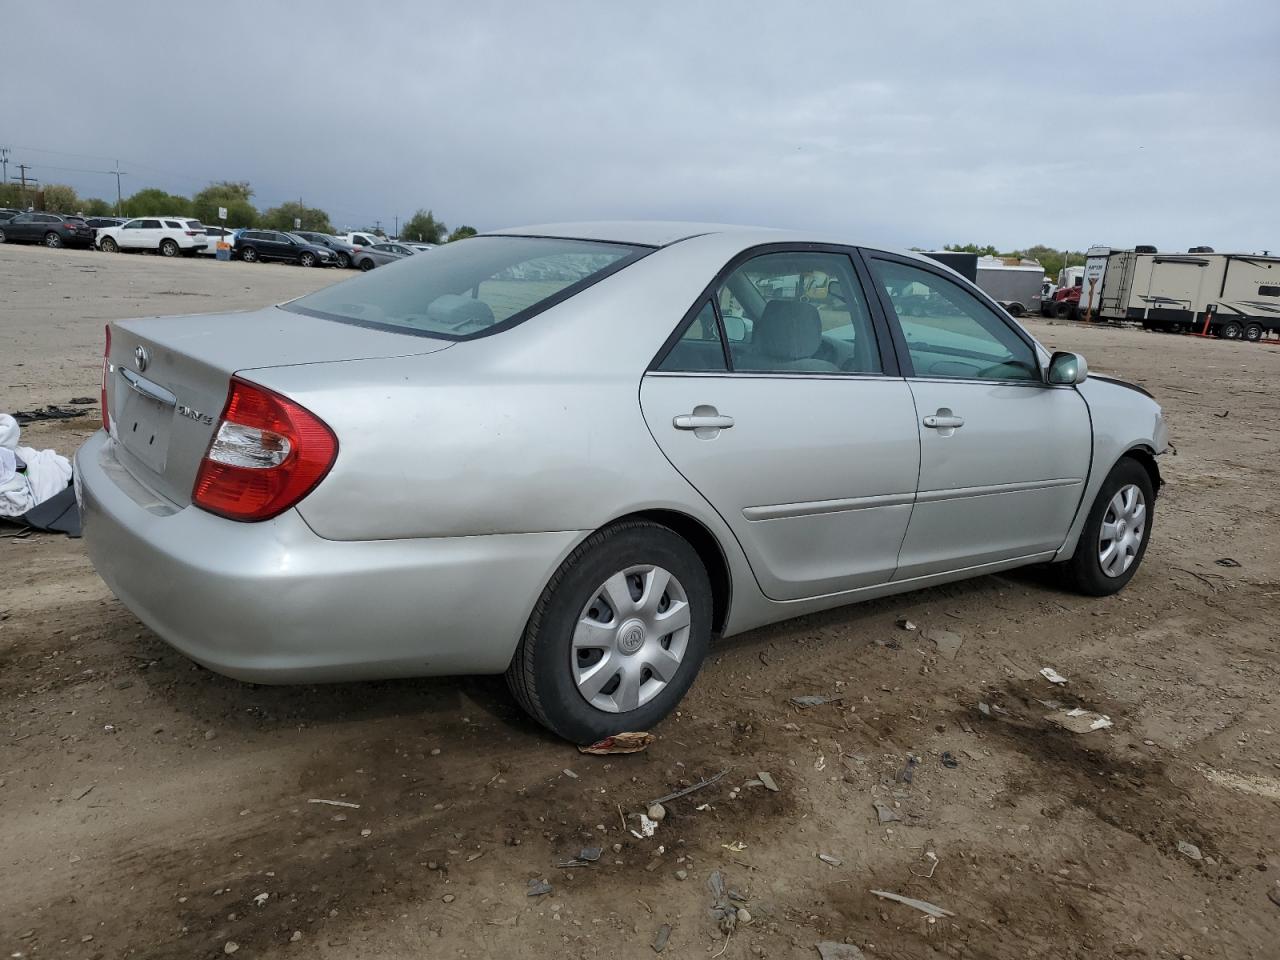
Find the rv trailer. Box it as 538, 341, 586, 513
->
1082, 246, 1280, 340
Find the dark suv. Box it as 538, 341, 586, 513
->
234, 230, 334, 267
293, 231, 358, 269
0, 212, 96, 248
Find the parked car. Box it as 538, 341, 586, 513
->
338, 231, 381, 250
0, 208, 23, 222
293, 231, 358, 268
197, 226, 241, 256
85, 217, 126, 231
352, 241, 415, 271
407, 243, 436, 253
76, 222, 1169, 743
0, 212, 96, 248
97, 218, 209, 257
234, 230, 334, 267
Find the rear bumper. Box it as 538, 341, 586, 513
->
74, 430, 581, 683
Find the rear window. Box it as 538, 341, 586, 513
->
185, 220, 205, 230
284, 236, 650, 339
165, 220, 182, 228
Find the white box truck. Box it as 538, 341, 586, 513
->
1082, 246, 1280, 340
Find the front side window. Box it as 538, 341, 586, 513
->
286, 235, 648, 339
868, 259, 1039, 382
140, 219, 162, 229
123, 220, 142, 230
718, 251, 881, 374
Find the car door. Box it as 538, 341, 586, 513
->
5, 213, 34, 240
271, 232, 296, 261
862, 253, 1092, 579
117, 219, 143, 248
640, 247, 920, 601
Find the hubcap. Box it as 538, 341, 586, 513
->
572, 564, 691, 713
1098, 483, 1146, 578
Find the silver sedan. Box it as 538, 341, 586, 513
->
75, 222, 1169, 743
352, 241, 415, 271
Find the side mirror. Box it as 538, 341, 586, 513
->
1046, 351, 1089, 385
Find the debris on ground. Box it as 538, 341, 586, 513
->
527, 878, 553, 897
895, 617, 918, 631
68, 397, 96, 405
556, 846, 603, 868
647, 803, 667, 822
252, 893, 269, 907
818, 853, 843, 867
579, 732, 655, 755
1215, 557, 1242, 567
928, 630, 964, 660
652, 922, 672, 953
1268, 884, 1280, 910
631, 814, 659, 839
977, 700, 1009, 718
870, 889, 955, 919
910, 848, 940, 878
307, 798, 360, 809
896, 755, 919, 784
707, 870, 739, 934
11, 405, 92, 425
873, 635, 902, 650
757, 771, 779, 792
1039, 666, 1069, 685
873, 801, 901, 824
721, 840, 746, 853
940, 751, 959, 769
648, 769, 728, 806
790, 694, 843, 708
1177, 840, 1203, 861
816, 942, 867, 960
1046, 707, 1113, 734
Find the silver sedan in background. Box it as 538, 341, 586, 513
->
352, 241, 416, 271
75, 222, 1168, 743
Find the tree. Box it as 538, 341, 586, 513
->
0, 183, 29, 208
81, 197, 115, 217
447, 225, 477, 242
191, 181, 258, 227
402, 209, 446, 244
41, 184, 79, 213
123, 187, 191, 217
261, 201, 334, 234
944, 242, 999, 257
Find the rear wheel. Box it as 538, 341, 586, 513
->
1006, 302, 1025, 318
45, 231, 63, 249
100, 236, 118, 253
299, 251, 316, 268
1220, 320, 1243, 339
1061, 458, 1155, 596
335, 252, 350, 269
0, 228, 7, 243
240, 246, 258, 263
1244, 322, 1264, 342
1054, 301, 1072, 319
359, 258, 375, 271
159, 239, 179, 257
506, 521, 712, 743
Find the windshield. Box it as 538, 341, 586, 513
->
284, 235, 649, 339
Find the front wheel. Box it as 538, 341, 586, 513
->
159, 239, 179, 257
335, 252, 350, 269
100, 236, 118, 253
45, 231, 63, 248
299, 252, 316, 268
506, 521, 713, 743
1061, 458, 1155, 596
1220, 320, 1243, 339
0, 228, 7, 243
240, 246, 258, 263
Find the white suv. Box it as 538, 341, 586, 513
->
339, 231, 381, 250
97, 217, 209, 257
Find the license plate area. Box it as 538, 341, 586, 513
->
116, 371, 175, 474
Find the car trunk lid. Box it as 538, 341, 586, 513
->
106, 305, 451, 507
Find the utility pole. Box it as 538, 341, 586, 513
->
17, 163, 31, 208
375, 219, 381, 235
394, 215, 399, 238
114, 160, 126, 215
0, 147, 8, 186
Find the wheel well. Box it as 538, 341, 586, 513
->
1123, 447, 1162, 493
613, 509, 731, 636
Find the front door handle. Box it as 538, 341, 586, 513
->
922, 414, 964, 429
674, 414, 735, 430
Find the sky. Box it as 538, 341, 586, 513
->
5, 1, 1278, 252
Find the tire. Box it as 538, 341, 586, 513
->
240, 246, 258, 263
1061, 457, 1155, 597
100, 236, 118, 253
1220, 320, 1243, 339
335, 252, 350, 269
359, 258, 375, 271
300, 252, 316, 268
159, 239, 179, 258
1007, 302, 1025, 318
0, 228, 6, 243
1244, 322, 1263, 343
1053, 301, 1072, 319
506, 520, 713, 743
45, 232, 63, 249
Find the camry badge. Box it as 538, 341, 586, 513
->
134, 345, 150, 372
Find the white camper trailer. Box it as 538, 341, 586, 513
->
974, 255, 1044, 317
1082, 246, 1280, 340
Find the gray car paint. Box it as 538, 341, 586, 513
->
76, 222, 1168, 684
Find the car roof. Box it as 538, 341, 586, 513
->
487, 221, 802, 248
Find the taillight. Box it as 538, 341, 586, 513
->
192, 378, 337, 522
101, 324, 112, 432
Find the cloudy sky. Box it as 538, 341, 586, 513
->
7, 1, 1278, 251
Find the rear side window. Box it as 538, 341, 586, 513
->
286, 236, 648, 339
141, 220, 162, 229
659, 301, 728, 372
165, 220, 182, 228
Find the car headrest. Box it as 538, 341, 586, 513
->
756, 300, 822, 360
426, 293, 496, 330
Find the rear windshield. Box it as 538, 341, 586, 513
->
284, 235, 650, 339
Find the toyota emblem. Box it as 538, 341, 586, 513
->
134, 345, 150, 372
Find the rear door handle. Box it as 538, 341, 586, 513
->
674, 414, 735, 430
923, 414, 964, 429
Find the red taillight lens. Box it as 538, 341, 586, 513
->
192, 378, 337, 522
101, 324, 112, 432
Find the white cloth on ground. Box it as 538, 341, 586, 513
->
0, 415, 73, 516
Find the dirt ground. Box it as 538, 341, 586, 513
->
2, 243, 1278, 960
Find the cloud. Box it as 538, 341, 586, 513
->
6, 0, 1277, 251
